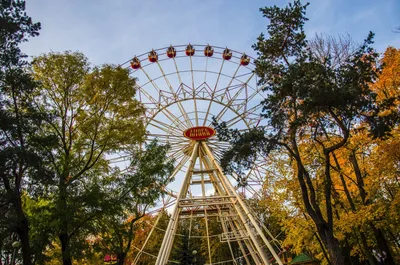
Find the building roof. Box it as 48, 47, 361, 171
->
290, 253, 319, 264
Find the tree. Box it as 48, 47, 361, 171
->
31, 51, 146, 265
199, 216, 236, 265
214, 1, 398, 265
93, 141, 174, 265
170, 220, 203, 265
0, 1, 45, 264
128, 212, 169, 265
308, 33, 358, 68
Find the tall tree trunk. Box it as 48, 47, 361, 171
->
316, 225, 345, 265
290, 126, 346, 265
293, 169, 344, 262
296, 164, 345, 265
15, 189, 32, 265
60, 232, 72, 265
332, 153, 376, 265
16, 217, 32, 265
370, 225, 396, 265
117, 252, 125, 265
2, 172, 33, 265
359, 232, 377, 265
350, 152, 396, 265
313, 231, 332, 265
59, 181, 72, 265
321, 150, 345, 265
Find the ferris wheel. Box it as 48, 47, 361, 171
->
118, 44, 284, 265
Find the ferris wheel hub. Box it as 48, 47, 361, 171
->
183, 126, 216, 141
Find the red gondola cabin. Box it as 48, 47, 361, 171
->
167, 46, 177, 58
186, 44, 195, 56
240, 54, 250, 66
204, 45, 214, 57
148, 50, 158, 62
130, 57, 141, 69
222, 48, 232, 60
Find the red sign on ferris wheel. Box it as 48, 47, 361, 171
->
183, 126, 216, 141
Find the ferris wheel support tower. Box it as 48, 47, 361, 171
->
121, 44, 285, 265
155, 137, 283, 265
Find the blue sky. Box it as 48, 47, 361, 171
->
22, 0, 399, 65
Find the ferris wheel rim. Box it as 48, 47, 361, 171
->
127, 44, 265, 138
119, 44, 257, 68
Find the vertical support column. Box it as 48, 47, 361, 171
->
199, 148, 256, 265
199, 146, 264, 265
201, 142, 284, 265
155, 142, 200, 265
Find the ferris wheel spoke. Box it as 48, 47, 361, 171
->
252, 167, 265, 183
146, 135, 187, 148
136, 82, 187, 131
214, 72, 255, 121
138, 82, 187, 133
245, 184, 263, 199
212, 92, 246, 126
222, 104, 263, 129
166, 155, 190, 184
136, 83, 159, 106
204, 56, 209, 83
170, 58, 197, 128
140, 67, 170, 104
218, 64, 243, 104
146, 133, 184, 140
156, 61, 194, 128
169, 147, 188, 159
202, 58, 226, 126
169, 147, 188, 161
172, 57, 183, 85
237, 84, 266, 115
189, 55, 199, 126
169, 146, 188, 159
212, 72, 256, 125
150, 139, 186, 148
148, 118, 186, 138
108, 154, 131, 164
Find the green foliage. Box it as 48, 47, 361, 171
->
174, 232, 194, 265
0, 0, 40, 66
23, 195, 57, 264
130, 211, 170, 265
169, 220, 203, 265
0, 1, 48, 264
91, 141, 174, 264
30, 51, 146, 265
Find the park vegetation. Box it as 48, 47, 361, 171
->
1, 0, 399, 264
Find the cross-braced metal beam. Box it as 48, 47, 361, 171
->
153, 141, 284, 265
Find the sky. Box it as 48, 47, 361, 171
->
22, 0, 400, 66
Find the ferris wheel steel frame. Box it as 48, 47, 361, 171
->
117, 44, 283, 265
